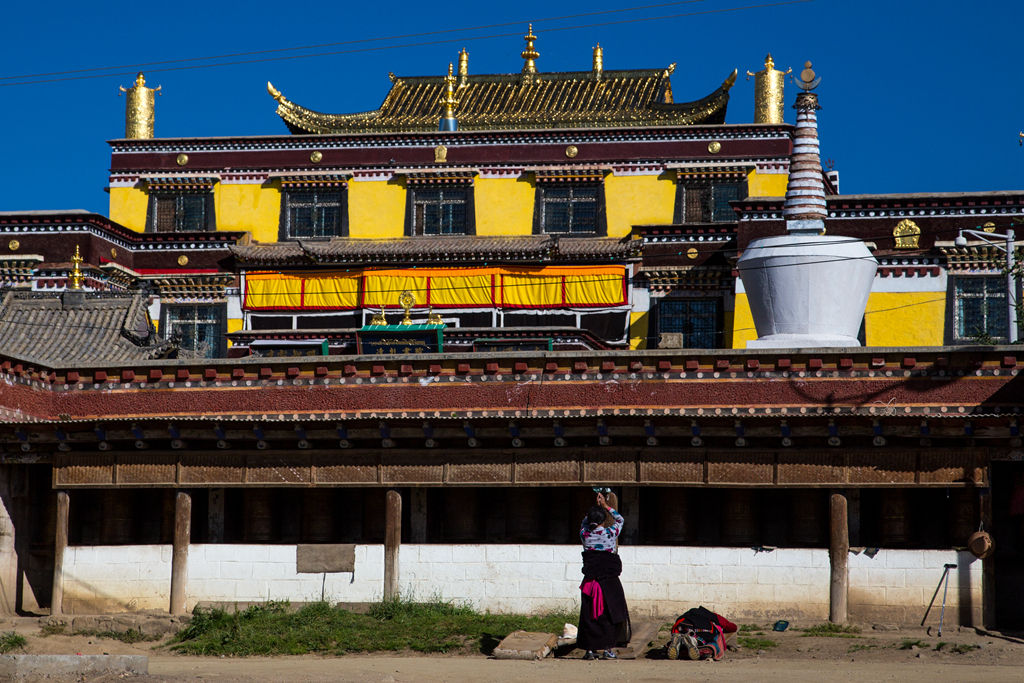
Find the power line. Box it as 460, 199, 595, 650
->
0, 0, 813, 87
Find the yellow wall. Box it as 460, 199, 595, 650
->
746, 169, 789, 198
731, 292, 758, 348
109, 186, 149, 232
864, 292, 946, 347
215, 184, 282, 243
604, 174, 675, 238
349, 180, 406, 238
629, 311, 649, 349
474, 177, 535, 236
226, 317, 244, 349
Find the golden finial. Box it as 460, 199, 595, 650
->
1019, 131, 1023, 147
119, 72, 160, 139
592, 44, 604, 81
427, 307, 445, 326
69, 245, 84, 290
458, 48, 469, 86
521, 24, 539, 82
370, 308, 388, 326
440, 62, 460, 120
267, 81, 286, 103
747, 53, 791, 124
795, 60, 821, 91
398, 290, 416, 326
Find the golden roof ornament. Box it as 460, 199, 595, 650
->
747, 53, 791, 124
795, 60, 821, 91
521, 24, 539, 83
119, 72, 160, 139
592, 44, 604, 81
438, 62, 463, 131
69, 245, 84, 290
458, 48, 469, 86
398, 290, 416, 326
370, 308, 388, 326
427, 307, 445, 326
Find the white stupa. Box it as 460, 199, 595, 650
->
737, 62, 877, 348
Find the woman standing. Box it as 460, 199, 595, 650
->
578, 491, 630, 660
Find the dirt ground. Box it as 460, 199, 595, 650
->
4, 617, 1024, 682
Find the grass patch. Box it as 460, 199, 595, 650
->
934, 641, 948, 651
899, 639, 926, 650
951, 643, 980, 654
76, 629, 160, 644
848, 643, 879, 653
170, 599, 575, 656
39, 623, 66, 636
739, 623, 768, 635
0, 631, 27, 653
800, 623, 862, 638
738, 636, 778, 650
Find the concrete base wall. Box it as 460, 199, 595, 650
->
61, 544, 982, 625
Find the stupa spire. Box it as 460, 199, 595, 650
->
782, 61, 827, 234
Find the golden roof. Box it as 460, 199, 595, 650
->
268, 65, 737, 134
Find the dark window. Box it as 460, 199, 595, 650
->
674, 181, 744, 223
280, 190, 346, 240
658, 298, 722, 348
953, 276, 1008, 342
249, 315, 295, 331
162, 304, 226, 358
409, 188, 471, 235
148, 193, 214, 232
536, 184, 604, 235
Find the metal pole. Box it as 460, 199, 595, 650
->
1007, 229, 1017, 343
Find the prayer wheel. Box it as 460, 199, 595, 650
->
721, 489, 757, 545
880, 490, 910, 547
442, 489, 479, 541
243, 489, 276, 542
789, 490, 825, 546
656, 489, 693, 543
950, 488, 978, 544
302, 489, 335, 542
100, 491, 134, 544
506, 489, 542, 541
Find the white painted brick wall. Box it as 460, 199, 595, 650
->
60, 544, 984, 624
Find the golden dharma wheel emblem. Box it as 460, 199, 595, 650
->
983, 221, 996, 233
686, 247, 699, 260
892, 219, 921, 249
434, 145, 448, 163
177, 255, 189, 266
7, 240, 19, 251
707, 141, 722, 154
565, 145, 579, 158
110, 248, 117, 259
175, 153, 189, 166
310, 151, 323, 163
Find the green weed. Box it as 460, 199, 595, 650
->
951, 643, 980, 654
800, 623, 862, 638
75, 629, 160, 644
39, 623, 66, 636
738, 636, 778, 650
848, 642, 879, 653
899, 639, 926, 650
0, 631, 27, 653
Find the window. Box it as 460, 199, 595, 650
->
147, 193, 214, 232
953, 276, 1009, 342
674, 181, 744, 223
280, 190, 346, 239
657, 299, 722, 348
408, 187, 471, 235
162, 304, 226, 358
537, 185, 604, 235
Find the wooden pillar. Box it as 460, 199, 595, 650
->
980, 486, 996, 629
51, 491, 69, 617
207, 489, 225, 543
169, 491, 191, 616
0, 467, 18, 615
409, 488, 428, 543
384, 489, 401, 600
829, 492, 849, 624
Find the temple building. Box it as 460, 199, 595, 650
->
0, 31, 1022, 632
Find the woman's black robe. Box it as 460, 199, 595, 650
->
578, 549, 630, 650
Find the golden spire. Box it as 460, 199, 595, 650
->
119, 72, 160, 139
458, 48, 469, 86
592, 43, 604, 81
398, 290, 416, 326
69, 245, 84, 290
440, 62, 460, 120
746, 53, 791, 124
521, 24, 539, 83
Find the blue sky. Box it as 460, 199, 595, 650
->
1, 0, 1021, 215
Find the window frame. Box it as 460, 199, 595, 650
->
950, 275, 1011, 344
279, 188, 348, 241
405, 185, 475, 236
533, 182, 607, 236
673, 179, 746, 223
160, 302, 227, 358
146, 192, 216, 233
654, 296, 724, 349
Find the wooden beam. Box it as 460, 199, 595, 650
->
384, 489, 401, 600
170, 491, 191, 615
51, 491, 69, 617
829, 492, 849, 624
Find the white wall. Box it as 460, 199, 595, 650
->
60, 544, 982, 625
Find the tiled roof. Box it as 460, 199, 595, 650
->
0, 291, 183, 365
269, 68, 736, 134
230, 236, 639, 267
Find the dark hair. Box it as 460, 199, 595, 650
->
586, 505, 606, 528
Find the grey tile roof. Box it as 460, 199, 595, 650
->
0, 291, 183, 365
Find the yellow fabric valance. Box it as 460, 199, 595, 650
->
244, 266, 626, 311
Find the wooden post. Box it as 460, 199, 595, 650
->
410, 488, 427, 543
384, 489, 401, 600
980, 486, 995, 629
169, 491, 191, 615
51, 491, 69, 616
829, 492, 849, 624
